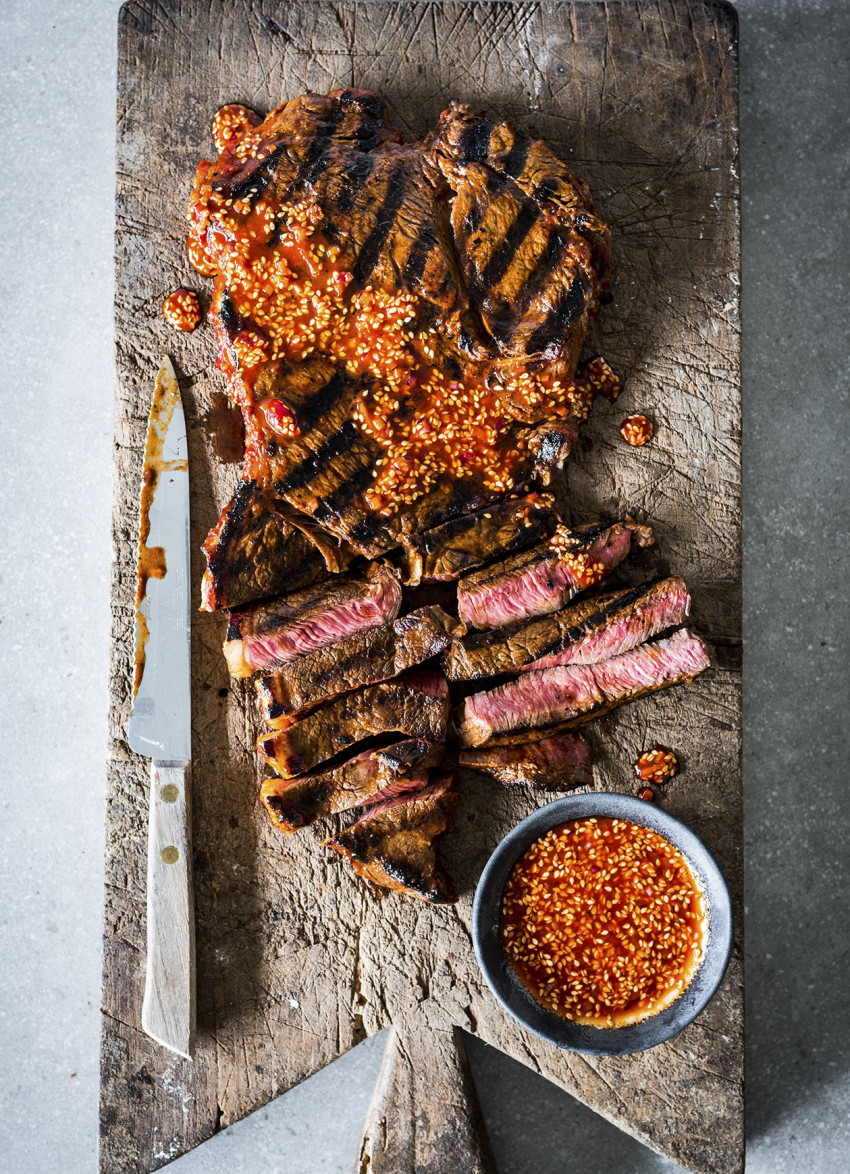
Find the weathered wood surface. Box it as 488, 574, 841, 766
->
354, 1027, 496, 1174
103, 2, 742, 1172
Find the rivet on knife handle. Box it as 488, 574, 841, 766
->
142, 761, 196, 1057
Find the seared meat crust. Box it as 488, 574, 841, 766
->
192, 88, 614, 606
325, 774, 458, 904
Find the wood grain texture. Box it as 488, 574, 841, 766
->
354, 1027, 496, 1174
141, 761, 196, 1059
103, 2, 742, 1172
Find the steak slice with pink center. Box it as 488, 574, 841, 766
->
255, 605, 461, 724
457, 629, 710, 746
224, 562, 402, 677
400, 492, 561, 585
445, 577, 690, 681
258, 669, 450, 775
457, 517, 654, 630
459, 732, 593, 789
260, 738, 444, 832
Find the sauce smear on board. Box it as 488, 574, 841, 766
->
501, 817, 706, 1027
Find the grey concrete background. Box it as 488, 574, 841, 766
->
0, 0, 847, 1171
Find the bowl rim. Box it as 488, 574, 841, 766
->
471, 791, 734, 1056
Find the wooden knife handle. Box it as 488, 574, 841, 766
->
142, 760, 196, 1058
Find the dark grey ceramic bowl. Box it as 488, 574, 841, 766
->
472, 792, 733, 1055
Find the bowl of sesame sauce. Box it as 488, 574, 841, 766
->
472, 793, 733, 1055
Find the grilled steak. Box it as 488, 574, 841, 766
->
324, 773, 458, 904
190, 88, 614, 601
254, 606, 461, 723
400, 492, 561, 585
260, 738, 443, 832
224, 562, 402, 677
457, 629, 710, 746
201, 482, 332, 611
459, 732, 593, 789
445, 577, 690, 682
258, 668, 450, 774
457, 517, 654, 630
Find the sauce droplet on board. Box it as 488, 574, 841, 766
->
212, 103, 262, 153
634, 744, 679, 784
637, 786, 656, 802
620, 414, 653, 446
163, 288, 202, 332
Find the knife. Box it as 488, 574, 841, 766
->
127, 355, 196, 1058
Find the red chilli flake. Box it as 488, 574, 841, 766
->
163, 288, 202, 332
264, 399, 300, 439
634, 745, 679, 785
637, 786, 656, 802
620, 414, 653, 446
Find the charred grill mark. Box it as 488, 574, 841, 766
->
350, 164, 406, 285
464, 204, 484, 234
335, 154, 375, 212
322, 218, 342, 245
218, 292, 240, 340
477, 202, 540, 289
535, 177, 559, 202
297, 132, 336, 188
502, 131, 531, 179
526, 273, 588, 354
294, 373, 349, 431
287, 102, 348, 194
337, 88, 384, 120
276, 420, 359, 491
486, 229, 569, 346
517, 229, 567, 303
215, 142, 287, 202
206, 479, 255, 589
350, 515, 383, 543
402, 223, 439, 284
352, 122, 382, 152
571, 520, 616, 544
318, 463, 376, 516
527, 580, 667, 660
460, 120, 493, 162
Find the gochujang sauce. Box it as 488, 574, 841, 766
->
501, 817, 706, 1027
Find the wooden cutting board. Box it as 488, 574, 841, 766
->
102, 2, 742, 1171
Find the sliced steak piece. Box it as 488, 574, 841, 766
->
258, 669, 450, 774
224, 563, 402, 678
260, 739, 444, 832
200, 481, 331, 611
459, 732, 593, 790
324, 774, 458, 904
399, 492, 561, 585
445, 577, 690, 682
255, 606, 462, 723
457, 517, 654, 630
457, 629, 710, 746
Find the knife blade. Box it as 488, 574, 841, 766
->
128, 355, 196, 1059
